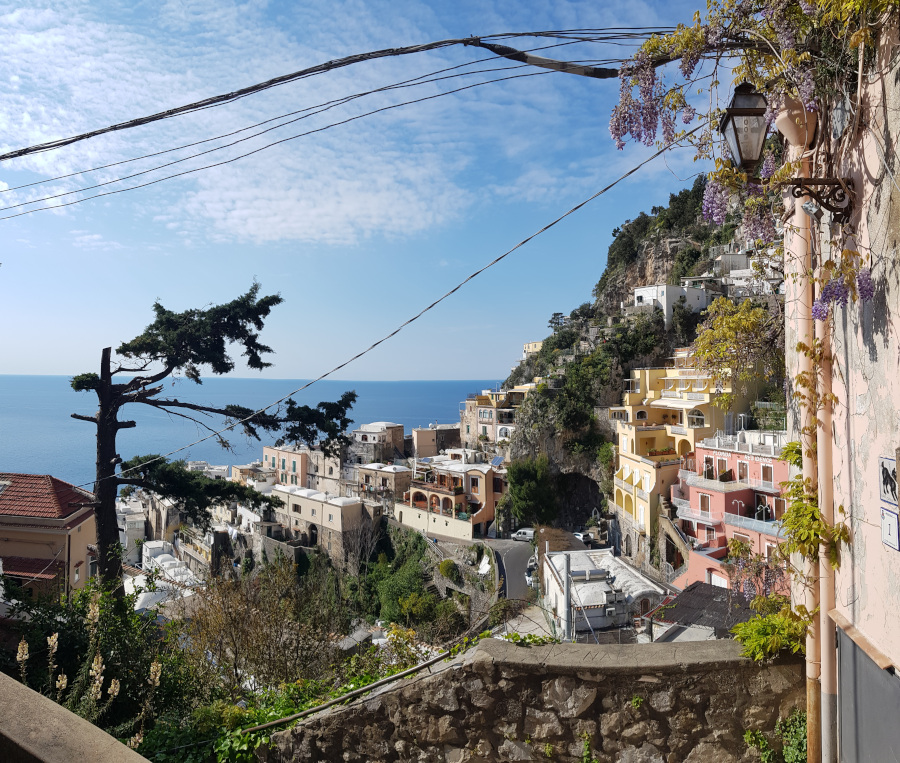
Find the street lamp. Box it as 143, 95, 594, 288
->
719, 82, 768, 173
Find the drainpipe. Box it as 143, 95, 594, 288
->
816, 291, 836, 763
788, 152, 821, 763
563, 553, 572, 641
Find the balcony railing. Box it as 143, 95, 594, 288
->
671, 496, 690, 511
676, 505, 722, 525
614, 477, 630, 490
723, 512, 785, 538
669, 425, 687, 435
661, 390, 681, 398
686, 392, 706, 400
410, 479, 463, 496
636, 488, 649, 501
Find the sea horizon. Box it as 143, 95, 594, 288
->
0, 375, 500, 487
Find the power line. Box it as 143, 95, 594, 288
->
0, 69, 553, 222
74, 123, 704, 491
0, 29, 673, 164
0, 38, 590, 195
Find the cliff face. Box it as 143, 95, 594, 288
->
594, 235, 699, 315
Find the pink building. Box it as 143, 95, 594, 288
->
670, 430, 789, 591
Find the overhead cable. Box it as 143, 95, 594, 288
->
0, 28, 674, 163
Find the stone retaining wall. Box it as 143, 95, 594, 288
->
263, 638, 804, 763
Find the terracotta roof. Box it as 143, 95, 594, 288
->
0, 555, 66, 581
0, 474, 95, 520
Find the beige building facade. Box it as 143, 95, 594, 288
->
0, 473, 97, 597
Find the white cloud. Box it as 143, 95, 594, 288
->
0, 0, 702, 247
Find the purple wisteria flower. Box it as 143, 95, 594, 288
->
857, 268, 875, 301
682, 105, 696, 125
811, 298, 829, 322
822, 277, 850, 309
702, 180, 729, 225
760, 152, 776, 179
798, 0, 816, 15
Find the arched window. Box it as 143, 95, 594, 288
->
687, 409, 706, 428
636, 410, 648, 420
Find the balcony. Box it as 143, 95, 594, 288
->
723, 512, 785, 538
676, 505, 723, 525
661, 390, 681, 399
614, 477, 630, 490
685, 392, 707, 401
636, 488, 649, 502
668, 425, 687, 435
410, 479, 463, 496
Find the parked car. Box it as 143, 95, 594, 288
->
512, 528, 535, 542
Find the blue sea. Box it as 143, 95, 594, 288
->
0, 376, 497, 487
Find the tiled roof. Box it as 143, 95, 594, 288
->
0, 473, 95, 519
0, 555, 66, 581
653, 581, 754, 636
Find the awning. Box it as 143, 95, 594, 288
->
649, 398, 709, 411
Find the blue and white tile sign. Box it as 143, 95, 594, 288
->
879, 456, 897, 505
882, 507, 899, 551
881, 456, 899, 551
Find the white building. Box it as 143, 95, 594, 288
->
115, 496, 147, 567
542, 549, 666, 638
628, 285, 713, 329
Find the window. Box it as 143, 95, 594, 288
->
493, 477, 503, 492
687, 409, 706, 428
311, 509, 316, 517
738, 461, 748, 482
471, 477, 480, 492
773, 497, 786, 520
292, 460, 296, 473
705, 526, 716, 543
329, 467, 333, 475
466, 425, 470, 434
281, 458, 286, 470
364, 475, 370, 485
699, 494, 711, 516
732, 532, 751, 545
74, 567, 80, 583
717, 458, 727, 477
703, 456, 714, 478
381, 478, 388, 487
761, 464, 773, 484
482, 426, 487, 436
328, 513, 333, 522
636, 410, 648, 420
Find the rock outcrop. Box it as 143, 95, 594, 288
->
594, 236, 700, 316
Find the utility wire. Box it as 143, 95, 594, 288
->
0, 28, 673, 164
0, 37, 593, 195
1, 38, 600, 211
74, 123, 704, 492
0, 69, 552, 222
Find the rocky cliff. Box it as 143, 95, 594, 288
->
593, 235, 700, 316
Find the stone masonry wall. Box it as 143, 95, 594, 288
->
263, 638, 804, 763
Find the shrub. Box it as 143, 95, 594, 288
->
438, 559, 462, 585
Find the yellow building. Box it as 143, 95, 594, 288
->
0, 473, 97, 598
608, 348, 738, 560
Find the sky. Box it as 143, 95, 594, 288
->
0, 0, 711, 382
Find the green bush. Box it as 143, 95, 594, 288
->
438, 559, 462, 585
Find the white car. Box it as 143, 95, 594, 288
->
525, 571, 534, 587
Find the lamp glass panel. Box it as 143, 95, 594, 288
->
723, 120, 741, 166
733, 115, 767, 167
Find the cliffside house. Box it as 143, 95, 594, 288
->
541, 549, 667, 639
411, 423, 461, 459
625, 285, 714, 329
0, 473, 97, 598
268, 485, 380, 568
459, 387, 528, 449
609, 348, 747, 564
403, 455, 506, 540
357, 463, 411, 503
669, 430, 789, 592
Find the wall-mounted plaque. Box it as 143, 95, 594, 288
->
879, 456, 897, 506
881, 507, 899, 551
